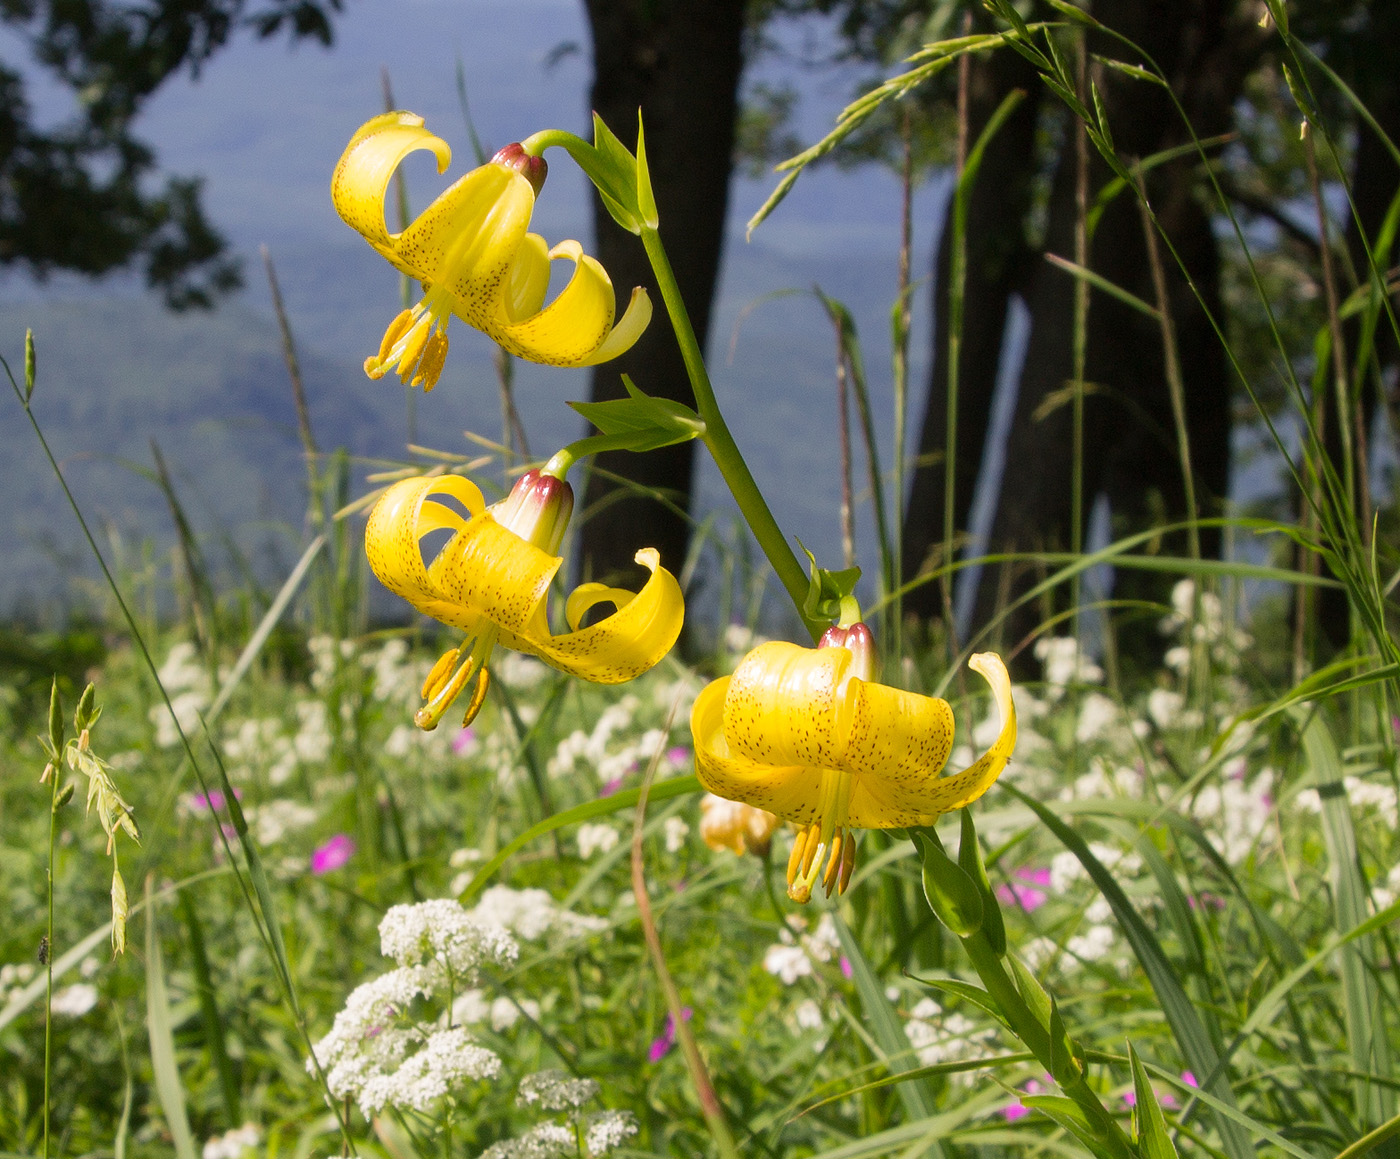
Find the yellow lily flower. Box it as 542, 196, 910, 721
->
365, 469, 683, 730
333, 111, 652, 390
691, 623, 1016, 902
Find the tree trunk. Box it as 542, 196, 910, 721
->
577, 0, 749, 583
970, 0, 1247, 668
901, 38, 1042, 619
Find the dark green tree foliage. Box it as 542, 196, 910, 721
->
0, 0, 341, 308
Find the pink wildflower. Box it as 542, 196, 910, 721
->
996, 867, 1050, 911
311, 833, 355, 874
647, 1006, 693, 1062
452, 726, 477, 755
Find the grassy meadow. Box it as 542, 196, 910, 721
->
4, 5, 1400, 1159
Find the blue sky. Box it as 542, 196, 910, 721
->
0, 0, 956, 620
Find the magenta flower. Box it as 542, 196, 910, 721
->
996, 866, 1050, 911
1182, 1070, 1198, 1087
1002, 1078, 1044, 1120
311, 833, 356, 874
839, 956, 853, 980
666, 745, 690, 768
600, 777, 624, 797
453, 726, 478, 755
647, 1006, 693, 1062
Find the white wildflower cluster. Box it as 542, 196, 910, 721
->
1294, 775, 1399, 830
763, 913, 841, 985
0, 961, 37, 1007
452, 988, 541, 1032
518, 1069, 600, 1110
307, 899, 517, 1116
577, 822, 620, 859
495, 652, 550, 691
1368, 863, 1400, 912
309, 633, 357, 692
464, 885, 608, 943
246, 799, 317, 846
1159, 579, 1251, 672
364, 637, 421, 705
219, 698, 333, 788
149, 641, 213, 748
547, 695, 677, 787
1191, 762, 1276, 863
49, 983, 99, 1017
1033, 636, 1104, 697
202, 1123, 261, 1159
379, 899, 520, 973
904, 997, 999, 1074
478, 1072, 637, 1159
663, 815, 690, 853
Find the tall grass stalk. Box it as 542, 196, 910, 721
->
4, 351, 359, 1155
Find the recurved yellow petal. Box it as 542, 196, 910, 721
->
885, 651, 1017, 824
722, 641, 850, 770
692, 676, 826, 824
365, 475, 485, 609
506, 548, 683, 682
492, 242, 617, 366
332, 111, 452, 268
581, 286, 653, 366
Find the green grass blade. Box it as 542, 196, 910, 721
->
1302, 714, 1397, 1130
1006, 785, 1254, 1159
458, 776, 702, 902
144, 880, 199, 1159
833, 914, 939, 1125
178, 889, 240, 1124
1129, 1042, 1180, 1159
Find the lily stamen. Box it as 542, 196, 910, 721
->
414, 627, 499, 731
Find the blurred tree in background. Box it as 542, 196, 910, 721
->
0, 0, 343, 308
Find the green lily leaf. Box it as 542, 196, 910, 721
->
569, 375, 705, 453
911, 827, 984, 937
798, 543, 861, 625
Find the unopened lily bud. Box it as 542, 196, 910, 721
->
699, 793, 780, 857
495, 468, 574, 554
491, 143, 548, 195
818, 621, 876, 682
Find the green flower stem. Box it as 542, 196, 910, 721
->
44, 762, 57, 1159
639, 225, 825, 641
545, 433, 673, 480
959, 928, 1135, 1159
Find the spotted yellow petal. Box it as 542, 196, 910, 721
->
722, 641, 850, 770
427, 516, 561, 635
365, 475, 486, 609
504, 548, 683, 682
873, 651, 1016, 824
692, 677, 825, 824
396, 165, 534, 327
502, 233, 552, 322
578, 286, 653, 366
332, 111, 452, 270
841, 680, 957, 827
493, 242, 620, 366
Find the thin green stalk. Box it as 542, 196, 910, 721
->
639, 225, 823, 640
1069, 35, 1089, 636
44, 753, 58, 1159
960, 930, 1135, 1159
1134, 176, 1199, 563
7, 363, 358, 1155
891, 108, 914, 658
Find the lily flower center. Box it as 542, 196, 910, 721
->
416, 624, 499, 731
786, 767, 856, 903
365, 284, 454, 392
